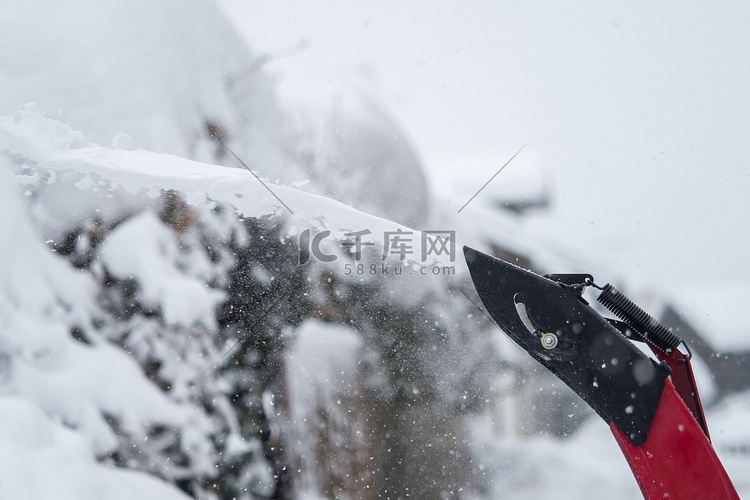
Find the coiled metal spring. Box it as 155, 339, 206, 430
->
597, 283, 682, 353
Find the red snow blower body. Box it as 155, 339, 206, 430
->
464, 247, 738, 499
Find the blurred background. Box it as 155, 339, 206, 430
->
219, 0, 750, 290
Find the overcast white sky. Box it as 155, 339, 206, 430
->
220, 0, 750, 289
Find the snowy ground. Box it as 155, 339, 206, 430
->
0, 113, 194, 499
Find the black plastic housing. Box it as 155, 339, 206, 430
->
464, 247, 666, 446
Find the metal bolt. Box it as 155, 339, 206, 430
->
541, 332, 558, 350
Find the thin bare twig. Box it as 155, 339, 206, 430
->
457, 142, 528, 213
227, 147, 294, 215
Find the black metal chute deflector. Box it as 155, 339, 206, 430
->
464, 246, 666, 446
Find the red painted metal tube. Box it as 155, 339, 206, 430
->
610, 379, 738, 499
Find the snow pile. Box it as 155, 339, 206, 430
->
98, 211, 225, 327
0, 135, 189, 498
0, 105, 426, 256
0, 398, 190, 500
0, 108, 296, 498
